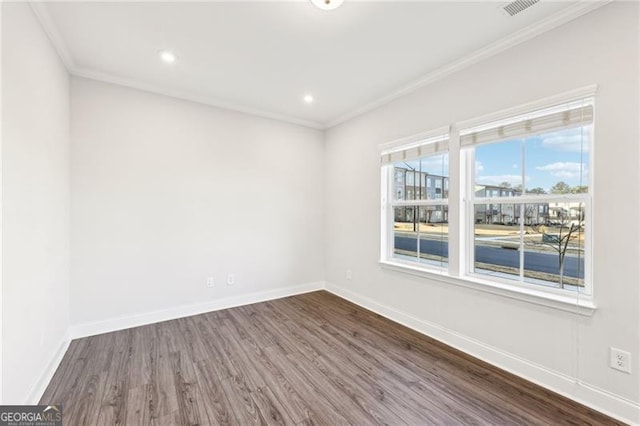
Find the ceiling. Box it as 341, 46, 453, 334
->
33, 1, 601, 129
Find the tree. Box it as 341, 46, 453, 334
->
571, 185, 588, 194
499, 181, 512, 188
528, 187, 546, 194
550, 181, 571, 194
524, 204, 537, 225
526, 206, 583, 289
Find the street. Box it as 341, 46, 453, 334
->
395, 235, 584, 278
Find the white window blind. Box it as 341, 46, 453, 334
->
459, 98, 594, 148
380, 134, 449, 165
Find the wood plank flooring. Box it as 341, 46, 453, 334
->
41, 291, 622, 425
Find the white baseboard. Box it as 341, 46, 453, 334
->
26, 333, 71, 405
70, 281, 324, 340
324, 282, 640, 425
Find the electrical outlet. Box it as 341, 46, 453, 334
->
610, 347, 632, 374
206, 277, 215, 288
346, 269, 352, 280
227, 273, 235, 286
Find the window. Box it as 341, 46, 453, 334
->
380, 87, 595, 308
467, 117, 592, 293
381, 132, 449, 270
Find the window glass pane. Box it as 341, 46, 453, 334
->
474, 203, 521, 226
393, 160, 417, 201
393, 206, 418, 262
475, 139, 523, 197
421, 154, 448, 200
474, 201, 587, 291
406, 172, 415, 185
417, 206, 448, 267
474, 204, 521, 281
524, 126, 590, 195
393, 206, 448, 268
523, 202, 585, 291
393, 154, 448, 201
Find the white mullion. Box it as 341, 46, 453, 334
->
519, 211, 525, 280
519, 138, 525, 281
387, 168, 395, 260
416, 163, 422, 264
380, 166, 393, 261
448, 124, 461, 276
416, 205, 421, 263
584, 198, 592, 295
380, 166, 387, 261
463, 148, 475, 277
584, 122, 594, 298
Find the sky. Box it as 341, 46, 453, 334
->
474, 125, 590, 192
397, 125, 591, 194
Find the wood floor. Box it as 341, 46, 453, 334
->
41, 291, 621, 425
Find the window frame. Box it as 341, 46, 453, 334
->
379, 85, 597, 315
380, 128, 450, 271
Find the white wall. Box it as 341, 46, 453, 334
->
324, 2, 639, 422
70, 77, 324, 326
1, 3, 70, 404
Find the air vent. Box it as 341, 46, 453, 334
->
503, 0, 540, 16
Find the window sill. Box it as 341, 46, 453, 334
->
378, 260, 596, 316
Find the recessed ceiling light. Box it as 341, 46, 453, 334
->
159, 50, 176, 64
304, 94, 314, 104
310, 0, 344, 11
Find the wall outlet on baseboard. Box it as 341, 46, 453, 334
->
346, 269, 352, 281
610, 347, 631, 374
227, 273, 235, 286
206, 277, 215, 288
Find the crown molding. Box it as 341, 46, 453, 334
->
323, 0, 612, 129
29, 1, 76, 70
71, 67, 324, 129
29, 0, 611, 131
28, 1, 323, 130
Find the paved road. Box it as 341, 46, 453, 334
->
395, 236, 584, 278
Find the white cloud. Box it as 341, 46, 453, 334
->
552, 171, 581, 179
541, 128, 590, 153
536, 162, 582, 172
536, 162, 587, 179
512, 163, 518, 169
475, 161, 484, 175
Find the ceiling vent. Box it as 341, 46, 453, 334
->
502, 0, 540, 16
